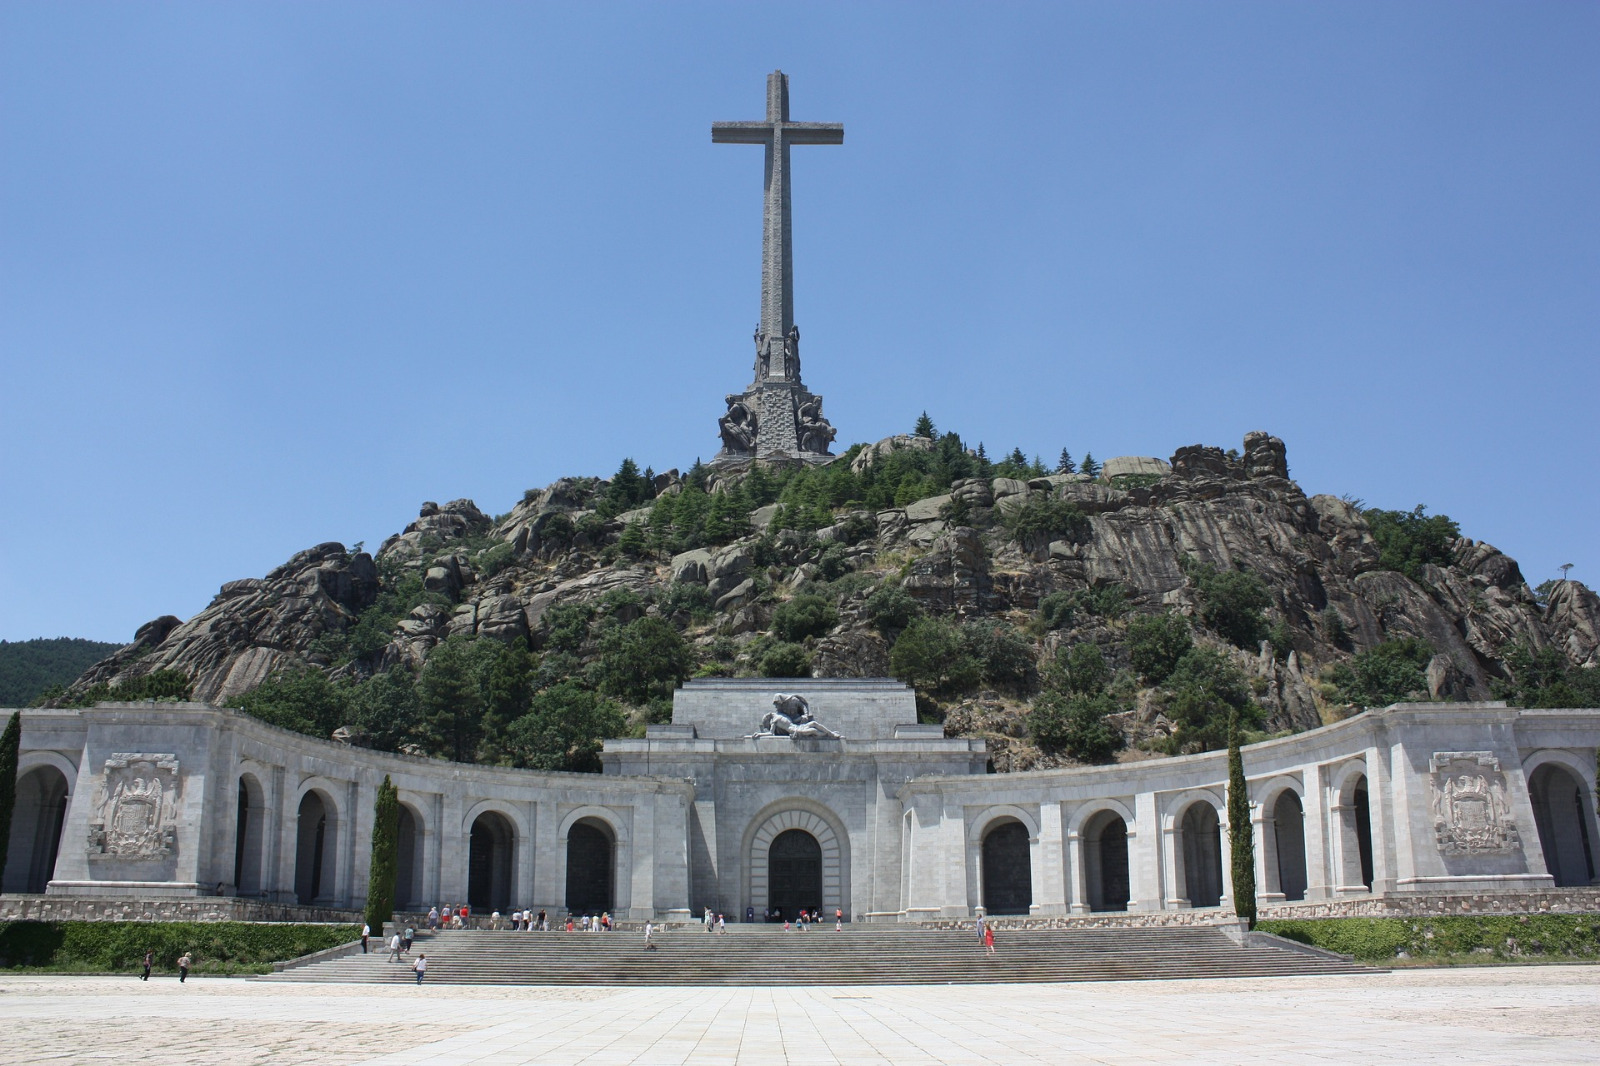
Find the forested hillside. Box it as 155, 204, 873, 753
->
1, 638, 121, 706
53, 423, 1600, 773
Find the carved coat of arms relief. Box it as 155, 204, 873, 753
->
87, 753, 181, 860
1429, 751, 1519, 855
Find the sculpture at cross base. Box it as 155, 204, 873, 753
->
719, 395, 758, 455
747, 693, 845, 740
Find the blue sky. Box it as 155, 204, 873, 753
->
1, 1, 1595, 644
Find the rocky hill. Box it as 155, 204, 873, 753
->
59, 429, 1600, 771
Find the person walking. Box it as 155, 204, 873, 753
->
746, 906, 755, 924
140, 950, 152, 981
361, 922, 371, 953
388, 932, 402, 962
643, 920, 656, 951
983, 923, 996, 957
403, 925, 416, 955
412, 953, 427, 985
975, 913, 986, 945
835, 911, 843, 932
716, 913, 726, 935
177, 951, 192, 983
428, 906, 439, 931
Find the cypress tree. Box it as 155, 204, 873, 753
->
1227, 707, 1257, 927
365, 775, 400, 937
0, 712, 20, 874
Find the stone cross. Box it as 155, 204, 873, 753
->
713, 71, 842, 384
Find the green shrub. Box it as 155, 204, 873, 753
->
1076, 583, 1128, 620
1126, 612, 1192, 684
0, 921, 358, 974
1028, 691, 1122, 762
67, 668, 193, 708
364, 776, 399, 935
1163, 647, 1261, 753
865, 585, 920, 632
1056, 642, 1108, 695
503, 681, 625, 773
771, 595, 838, 643
1187, 562, 1271, 649
889, 617, 981, 695
660, 582, 714, 621
759, 642, 813, 678
1035, 591, 1076, 631
0, 712, 17, 869
1329, 638, 1433, 707
590, 617, 694, 706
1003, 495, 1091, 548
1493, 642, 1600, 709
1257, 915, 1600, 964
1364, 505, 1460, 580
542, 602, 596, 654
962, 620, 1037, 692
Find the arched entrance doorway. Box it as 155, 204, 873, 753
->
1180, 802, 1223, 908
1335, 773, 1375, 891
1529, 763, 1596, 887
3, 766, 70, 893
294, 791, 336, 905
468, 811, 515, 911
395, 806, 422, 909
233, 775, 265, 896
981, 820, 1032, 915
768, 829, 822, 920
1272, 791, 1308, 902
565, 819, 614, 915
1083, 810, 1130, 912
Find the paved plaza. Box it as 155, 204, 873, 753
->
1, 965, 1598, 1065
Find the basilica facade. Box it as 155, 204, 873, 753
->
4, 679, 1598, 923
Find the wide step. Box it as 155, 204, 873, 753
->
265, 926, 1374, 986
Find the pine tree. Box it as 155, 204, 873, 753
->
913, 411, 936, 438
364, 775, 400, 937
1056, 449, 1076, 474
1080, 452, 1101, 478
0, 712, 19, 873
1227, 707, 1257, 928
416, 639, 484, 762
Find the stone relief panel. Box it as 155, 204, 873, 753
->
87, 753, 181, 861
1429, 751, 1519, 856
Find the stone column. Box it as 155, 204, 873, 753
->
1218, 810, 1235, 912
1160, 805, 1189, 910
437, 794, 466, 904
519, 800, 537, 910
1033, 801, 1066, 915
1255, 803, 1285, 903
1132, 792, 1162, 912
341, 778, 361, 909
1301, 764, 1331, 900
532, 799, 563, 913
1369, 743, 1398, 894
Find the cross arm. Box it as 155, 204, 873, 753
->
782, 123, 844, 145
712, 122, 773, 144
712, 121, 844, 145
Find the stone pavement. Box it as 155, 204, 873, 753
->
0, 965, 1597, 1065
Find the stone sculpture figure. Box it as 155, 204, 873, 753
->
784, 325, 801, 379
719, 397, 758, 455
748, 692, 845, 740
753, 324, 769, 379
798, 397, 836, 454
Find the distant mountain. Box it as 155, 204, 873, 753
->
0, 637, 122, 706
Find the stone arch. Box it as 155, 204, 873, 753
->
1332, 764, 1374, 892
968, 805, 1042, 843
743, 801, 849, 921
3, 763, 70, 894
468, 810, 516, 912
293, 787, 339, 905
1175, 798, 1224, 909
233, 772, 267, 896
1081, 807, 1131, 912
565, 817, 615, 915
980, 818, 1033, 915
1527, 762, 1597, 887
1268, 790, 1308, 901
394, 802, 425, 910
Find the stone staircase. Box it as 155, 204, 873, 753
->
263, 924, 1374, 986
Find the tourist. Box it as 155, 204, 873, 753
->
601, 912, 612, 932
717, 913, 726, 935
566, 916, 574, 932
388, 932, 402, 961
428, 906, 439, 930
140, 950, 152, 981
361, 922, 371, 953
403, 924, 416, 955
643, 920, 656, 951
984, 923, 996, 956
835, 911, 843, 932
784, 918, 791, 932
491, 909, 502, 930
746, 906, 755, 924
975, 913, 986, 944
177, 951, 192, 983
460, 903, 471, 927
412, 953, 427, 985
704, 907, 714, 933
537, 908, 547, 931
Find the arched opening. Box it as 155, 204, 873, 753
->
1353, 781, 1374, 891
395, 805, 422, 909
1180, 803, 1223, 908
1529, 763, 1596, 887
768, 828, 822, 920
981, 819, 1032, 915
1083, 810, 1130, 912
294, 791, 336, 905
233, 775, 265, 896
565, 819, 614, 915
3, 766, 70, 894
1272, 791, 1308, 902
468, 811, 515, 911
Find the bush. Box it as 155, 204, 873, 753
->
660, 582, 713, 621
1028, 691, 1123, 762
1188, 562, 1271, 649
503, 681, 625, 773
590, 617, 695, 706
237, 668, 351, 740
67, 668, 193, 708
1364, 505, 1460, 580
889, 617, 981, 695
0, 921, 358, 974
1002, 495, 1091, 548
1329, 638, 1433, 707
1056, 642, 1108, 695
1257, 915, 1600, 964
771, 595, 838, 643
1163, 646, 1260, 753
1036, 591, 1076, 631
1126, 612, 1192, 684
962, 620, 1037, 692
1493, 642, 1600, 709
865, 585, 920, 633
759, 642, 812, 678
